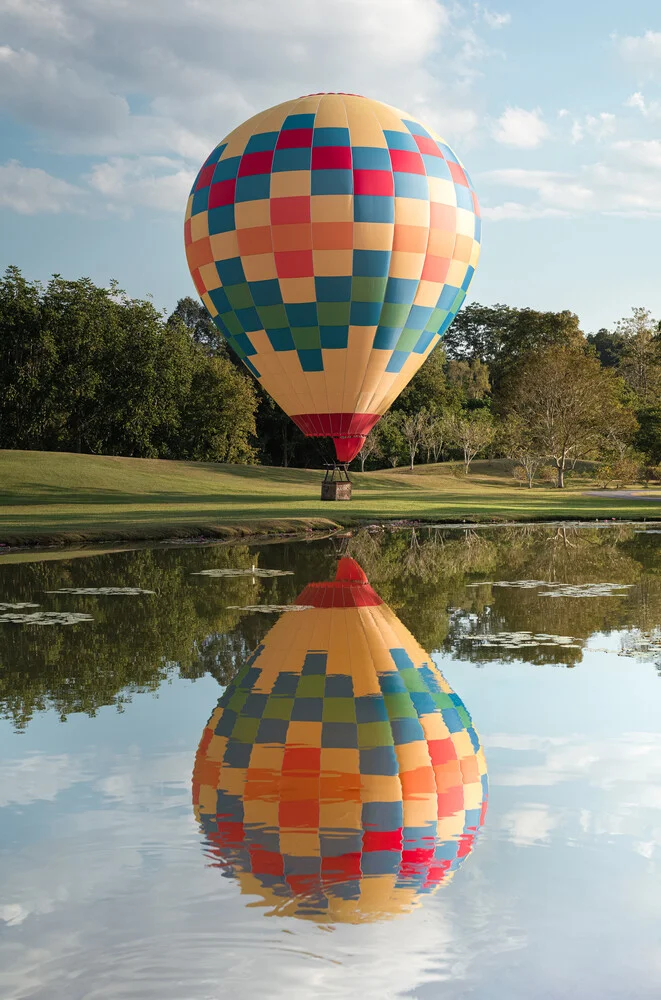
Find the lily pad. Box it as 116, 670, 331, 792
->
45, 587, 156, 596
0, 602, 40, 610
619, 628, 661, 662
468, 630, 582, 649
226, 604, 314, 614
540, 584, 632, 598
191, 568, 293, 578
0, 612, 94, 626
488, 580, 633, 598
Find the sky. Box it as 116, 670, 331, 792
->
2, 0, 661, 333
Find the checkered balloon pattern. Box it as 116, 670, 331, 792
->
192, 558, 488, 923
184, 93, 481, 462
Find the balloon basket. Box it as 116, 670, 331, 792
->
321, 464, 352, 501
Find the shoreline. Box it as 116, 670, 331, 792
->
2, 513, 661, 560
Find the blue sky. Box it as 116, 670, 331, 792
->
2, 0, 661, 332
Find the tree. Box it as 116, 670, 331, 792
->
444, 304, 585, 391
598, 455, 643, 490
422, 414, 450, 463
356, 429, 382, 472
587, 327, 627, 368
167, 296, 226, 356
377, 411, 406, 468
167, 348, 258, 463
502, 345, 633, 488
0, 266, 57, 449
446, 358, 490, 403
446, 410, 496, 474
499, 415, 544, 488
402, 411, 431, 470
0, 267, 259, 464
615, 308, 661, 406
635, 406, 661, 466
395, 344, 455, 415
443, 303, 515, 365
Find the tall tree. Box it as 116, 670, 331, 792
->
377, 411, 406, 468
402, 411, 431, 470
501, 345, 633, 488
356, 429, 382, 472
0, 266, 56, 449
446, 357, 491, 404
587, 327, 627, 368
635, 407, 661, 466
442, 303, 515, 365
394, 344, 457, 415
167, 296, 226, 356
447, 411, 496, 474
499, 415, 545, 488
615, 308, 661, 406
444, 303, 585, 391
0, 267, 259, 463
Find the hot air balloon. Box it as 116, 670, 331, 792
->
192, 557, 488, 923
184, 93, 481, 497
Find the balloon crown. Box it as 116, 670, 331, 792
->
296, 557, 381, 608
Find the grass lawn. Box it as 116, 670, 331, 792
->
1, 449, 660, 547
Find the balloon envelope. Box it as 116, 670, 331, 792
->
185, 93, 481, 462
192, 558, 488, 923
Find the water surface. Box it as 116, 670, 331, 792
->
1, 525, 660, 998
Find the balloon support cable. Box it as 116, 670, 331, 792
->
320, 463, 352, 501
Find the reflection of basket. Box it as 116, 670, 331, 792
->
193, 558, 488, 923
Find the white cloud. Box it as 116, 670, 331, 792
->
614, 139, 661, 169
0, 44, 128, 134
86, 156, 195, 214
0, 753, 89, 807
481, 200, 565, 221
625, 91, 661, 121
499, 804, 558, 845
569, 112, 615, 144
571, 121, 584, 143
585, 112, 616, 140
619, 30, 661, 72
483, 136, 661, 220
0, 0, 495, 214
485, 167, 594, 211
477, 6, 511, 29
0, 0, 477, 150
492, 106, 549, 148
0, 160, 81, 214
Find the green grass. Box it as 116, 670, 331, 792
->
0, 449, 660, 547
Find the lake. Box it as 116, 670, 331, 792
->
1, 524, 660, 999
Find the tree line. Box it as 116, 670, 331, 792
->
2, 266, 660, 486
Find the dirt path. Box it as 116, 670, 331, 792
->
585, 490, 661, 500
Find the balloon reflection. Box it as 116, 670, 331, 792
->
193, 558, 487, 922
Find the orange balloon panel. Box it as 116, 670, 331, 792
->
184, 94, 481, 461
193, 558, 488, 923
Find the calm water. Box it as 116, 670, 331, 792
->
1, 525, 661, 999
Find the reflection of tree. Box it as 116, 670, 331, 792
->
0, 543, 336, 729
350, 525, 661, 668
348, 527, 499, 653
2, 527, 660, 729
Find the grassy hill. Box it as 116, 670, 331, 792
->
0, 449, 660, 547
